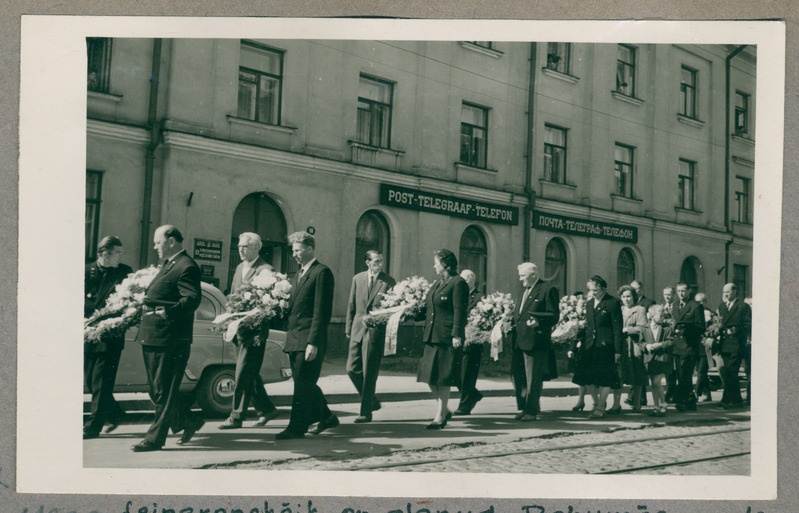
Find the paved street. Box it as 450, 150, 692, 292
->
84, 380, 750, 474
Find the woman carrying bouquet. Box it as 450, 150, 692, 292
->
415, 249, 469, 429
83, 236, 133, 439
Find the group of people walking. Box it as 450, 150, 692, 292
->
84, 225, 752, 449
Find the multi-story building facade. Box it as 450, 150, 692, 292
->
86, 39, 755, 351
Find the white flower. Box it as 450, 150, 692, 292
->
252, 271, 277, 290
274, 280, 292, 295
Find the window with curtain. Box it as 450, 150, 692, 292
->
237, 40, 284, 125
356, 74, 394, 148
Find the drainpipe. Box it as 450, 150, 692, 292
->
523, 42, 537, 263
724, 45, 747, 283
139, 38, 163, 268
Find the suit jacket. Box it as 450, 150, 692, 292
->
418, 275, 469, 344
718, 299, 752, 353
84, 262, 134, 317
583, 293, 624, 354
512, 280, 559, 353
635, 295, 656, 310
284, 260, 335, 352
230, 257, 273, 291
671, 299, 706, 356
640, 323, 675, 366
136, 251, 202, 347
345, 270, 396, 343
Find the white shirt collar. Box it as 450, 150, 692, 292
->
301, 258, 317, 275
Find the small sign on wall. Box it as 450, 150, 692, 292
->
200, 264, 215, 277
193, 239, 223, 261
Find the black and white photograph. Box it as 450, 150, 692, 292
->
16, 15, 785, 504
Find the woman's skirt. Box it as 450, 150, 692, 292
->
416, 343, 457, 387
571, 344, 620, 388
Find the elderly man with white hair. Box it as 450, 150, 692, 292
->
454, 269, 484, 415
509, 262, 560, 421
218, 232, 281, 430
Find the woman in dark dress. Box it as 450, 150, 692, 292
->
416, 249, 469, 429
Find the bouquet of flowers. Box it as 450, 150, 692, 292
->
212, 270, 292, 346
465, 292, 515, 360
364, 275, 431, 328
702, 307, 721, 355
84, 266, 160, 343
550, 294, 587, 345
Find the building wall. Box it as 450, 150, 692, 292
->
86, 39, 755, 353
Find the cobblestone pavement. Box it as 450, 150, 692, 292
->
231, 418, 750, 474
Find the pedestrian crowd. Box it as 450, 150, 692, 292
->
83, 226, 752, 450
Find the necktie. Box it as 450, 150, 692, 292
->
680, 301, 686, 309
520, 287, 531, 312
368, 274, 374, 292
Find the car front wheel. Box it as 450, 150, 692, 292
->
197, 366, 235, 417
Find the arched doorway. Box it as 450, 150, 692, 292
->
545, 238, 568, 295
354, 210, 391, 274
616, 248, 636, 290
228, 192, 290, 292
680, 256, 704, 295
459, 225, 487, 293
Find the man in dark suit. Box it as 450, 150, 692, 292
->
454, 269, 484, 415
276, 231, 336, 440
131, 225, 204, 452
573, 275, 624, 418
83, 236, 133, 439
628, 279, 654, 406
510, 262, 560, 421
661, 286, 678, 403
345, 250, 396, 423
716, 283, 752, 409
218, 232, 281, 430
671, 282, 706, 411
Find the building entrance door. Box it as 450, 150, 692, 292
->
227, 192, 292, 292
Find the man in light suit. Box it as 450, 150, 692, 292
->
454, 269, 484, 415
276, 231, 337, 440
716, 283, 752, 409
131, 225, 204, 452
218, 232, 281, 430
345, 250, 396, 423
509, 262, 560, 421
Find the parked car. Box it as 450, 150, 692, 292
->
86, 281, 292, 416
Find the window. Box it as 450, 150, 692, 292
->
678, 159, 696, 210
87, 38, 112, 93
470, 41, 494, 49
545, 238, 568, 295
543, 125, 567, 183
354, 210, 391, 275
613, 143, 634, 198
680, 66, 698, 119
357, 74, 394, 148
616, 248, 636, 290
237, 41, 284, 125
735, 91, 750, 135
733, 264, 748, 300
86, 171, 103, 262
735, 177, 751, 224
546, 42, 571, 74
460, 102, 489, 168
616, 44, 636, 96
459, 226, 488, 293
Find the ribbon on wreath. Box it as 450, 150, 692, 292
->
489, 319, 504, 361
213, 309, 261, 343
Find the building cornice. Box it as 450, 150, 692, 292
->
162, 130, 526, 206
87, 119, 149, 144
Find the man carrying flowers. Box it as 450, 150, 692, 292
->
218, 233, 283, 430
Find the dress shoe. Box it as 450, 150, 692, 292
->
372, 400, 382, 412
83, 430, 100, 440
571, 401, 586, 412
647, 409, 665, 417
518, 413, 538, 422
700, 396, 714, 403
253, 409, 281, 426
310, 414, 340, 435
354, 415, 372, 423
426, 421, 445, 430
217, 417, 242, 430
454, 407, 471, 415
275, 429, 305, 440
624, 397, 634, 406
177, 418, 205, 445
131, 440, 162, 452
104, 419, 122, 434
